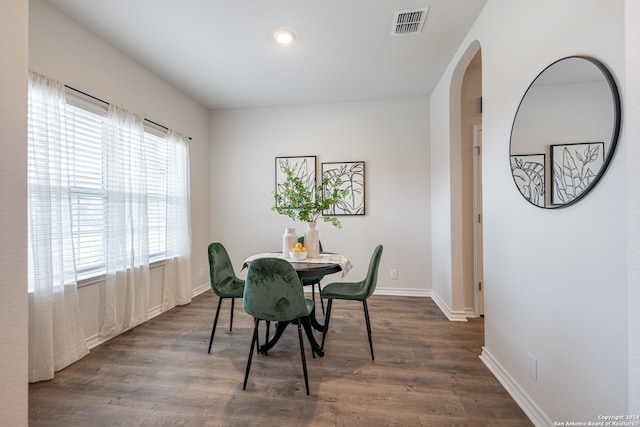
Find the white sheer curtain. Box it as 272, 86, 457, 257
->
99, 105, 150, 338
28, 71, 193, 379
161, 130, 192, 310
27, 71, 89, 382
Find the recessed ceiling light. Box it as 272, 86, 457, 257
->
274, 29, 296, 45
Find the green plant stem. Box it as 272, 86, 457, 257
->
272, 167, 349, 228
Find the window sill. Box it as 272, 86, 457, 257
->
77, 259, 167, 288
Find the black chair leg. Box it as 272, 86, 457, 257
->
311, 284, 325, 315
243, 318, 259, 390
208, 297, 223, 353
230, 297, 235, 331
321, 299, 333, 350
317, 283, 325, 314
264, 321, 270, 356
362, 299, 374, 360
296, 320, 310, 395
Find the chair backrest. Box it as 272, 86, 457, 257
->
364, 245, 384, 298
207, 242, 243, 296
243, 258, 309, 322
298, 236, 323, 252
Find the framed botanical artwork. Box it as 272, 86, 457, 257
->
550, 142, 604, 205
510, 154, 546, 208
275, 156, 316, 208
321, 161, 365, 216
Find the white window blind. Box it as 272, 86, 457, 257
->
144, 127, 168, 260
51, 89, 176, 280
65, 96, 106, 278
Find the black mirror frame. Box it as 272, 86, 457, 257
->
509, 55, 622, 209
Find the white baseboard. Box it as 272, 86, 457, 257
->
464, 308, 478, 318
373, 287, 431, 297
86, 284, 440, 349
192, 282, 210, 297
86, 281, 212, 350
430, 291, 469, 322
85, 334, 102, 349
479, 347, 552, 427
303, 286, 431, 298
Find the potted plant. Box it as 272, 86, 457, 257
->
272, 167, 348, 257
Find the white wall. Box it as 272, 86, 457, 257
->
432, 0, 628, 424
209, 98, 431, 295
0, 1, 29, 424
625, 0, 640, 415
28, 0, 212, 340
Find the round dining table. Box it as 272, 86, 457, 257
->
288, 260, 342, 278
242, 253, 345, 358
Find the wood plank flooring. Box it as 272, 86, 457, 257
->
29, 293, 533, 426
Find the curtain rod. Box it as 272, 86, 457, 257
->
64, 85, 192, 141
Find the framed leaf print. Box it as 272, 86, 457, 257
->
510, 154, 546, 208
550, 142, 604, 205
321, 161, 365, 216
275, 156, 316, 208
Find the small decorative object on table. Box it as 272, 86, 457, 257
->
289, 241, 308, 260
282, 227, 297, 258
272, 166, 348, 257
304, 222, 320, 258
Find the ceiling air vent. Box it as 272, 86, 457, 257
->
391, 7, 429, 36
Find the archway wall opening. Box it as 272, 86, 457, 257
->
430, 40, 482, 320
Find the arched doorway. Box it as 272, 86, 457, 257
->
461, 52, 483, 317
448, 42, 483, 320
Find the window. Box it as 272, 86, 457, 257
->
29, 87, 186, 282
144, 127, 169, 259
65, 96, 107, 278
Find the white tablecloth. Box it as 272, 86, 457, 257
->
243, 252, 352, 277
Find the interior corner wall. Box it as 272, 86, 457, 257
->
28, 0, 212, 339
209, 98, 431, 296
0, 1, 29, 424
432, 0, 627, 423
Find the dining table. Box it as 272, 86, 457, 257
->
242, 252, 352, 357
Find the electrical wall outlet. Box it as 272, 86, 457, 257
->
199, 267, 205, 279
527, 352, 537, 381
390, 269, 398, 280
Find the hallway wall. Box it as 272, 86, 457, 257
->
431, 0, 627, 423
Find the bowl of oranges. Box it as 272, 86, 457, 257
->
289, 242, 308, 260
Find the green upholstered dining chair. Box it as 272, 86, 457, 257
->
242, 257, 315, 395
297, 236, 325, 314
207, 242, 245, 354
320, 244, 383, 360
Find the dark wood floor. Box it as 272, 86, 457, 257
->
29, 293, 533, 426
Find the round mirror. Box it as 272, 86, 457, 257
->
509, 56, 621, 208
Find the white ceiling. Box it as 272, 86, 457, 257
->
44, 0, 487, 110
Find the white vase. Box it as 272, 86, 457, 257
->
283, 227, 297, 258
304, 222, 320, 258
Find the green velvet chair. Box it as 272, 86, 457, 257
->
242, 257, 315, 395
298, 236, 325, 314
207, 242, 245, 354
320, 244, 383, 360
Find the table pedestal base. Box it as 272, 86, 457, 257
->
258, 310, 325, 357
